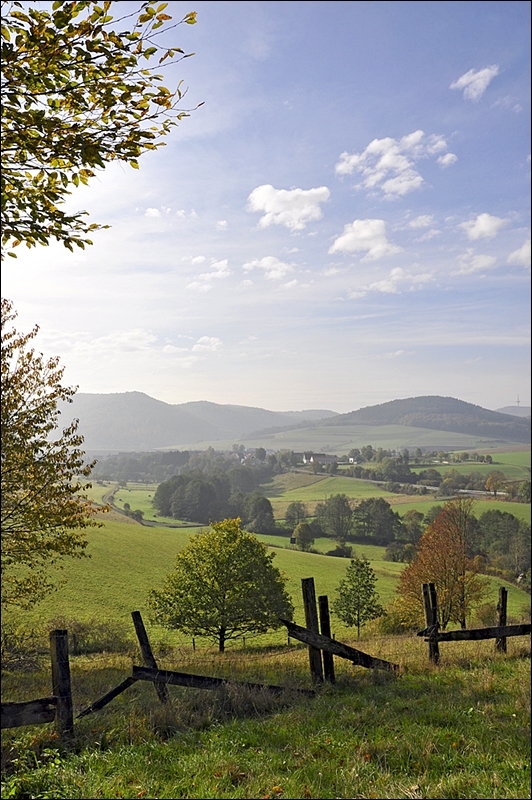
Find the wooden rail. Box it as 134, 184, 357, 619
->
280, 618, 398, 671
132, 666, 315, 696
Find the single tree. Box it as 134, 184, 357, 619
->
484, 471, 507, 497
149, 518, 294, 652
333, 555, 384, 638
293, 521, 314, 552
353, 497, 401, 542
284, 500, 308, 531
316, 494, 353, 541
1, 299, 102, 608
395, 498, 487, 630
2, 1, 198, 256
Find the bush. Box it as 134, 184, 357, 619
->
45, 616, 134, 655
1, 623, 47, 671
325, 543, 353, 558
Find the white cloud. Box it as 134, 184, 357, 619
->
492, 95, 523, 113
182, 255, 206, 265
450, 65, 499, 102
348, 267, 433, 298
383, 349, 413, 359
242, 256, 294, 280
144, 207, 161, 217
192, 336, 223, 352
409, 215, 434, 229
216, 220, 228, 231
187, 259, 232, 291
416, 229, 441, 242
453, 249, 497, 275
437, 153, 458, 168
507, 239, 531, 266
459, 213, 508, 240
335, 131, 456, 199
247, 184, 330, 230
329, 219, 402, 261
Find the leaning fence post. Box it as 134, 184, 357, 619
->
495, 587, 508, 653
422, 583, 440, 664
50, 629, 73, 739
301, 578, 323, 683
131, 611, 169, 705
318, 595, 335, 684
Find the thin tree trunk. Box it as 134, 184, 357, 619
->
219, 627, 226, 653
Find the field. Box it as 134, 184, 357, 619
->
2, 505, 530, 799
159, 423, 528, 455
2, 582, 530, 799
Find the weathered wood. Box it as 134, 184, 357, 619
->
423, 623, 531, 642
280, 619, 398, 671
422, 583, 439, 664
76, 677, 138, 719
495, 587, 508, 653
132, 666, 315, 696
131, 611, 169, 705
1, 698, 57, 729
301, 578, 323, 683
50, 629, 73, 738
318, 595, 335, 684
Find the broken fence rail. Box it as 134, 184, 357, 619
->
280, 618, 398, 671
1, 698, 57, 730
131, 666, 315, 697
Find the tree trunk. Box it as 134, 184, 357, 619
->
219, 627, 226, 653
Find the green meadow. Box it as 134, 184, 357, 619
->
3, 514, 528, 649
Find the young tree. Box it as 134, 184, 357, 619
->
293, 521, 314, 552
149, 518, 294, 652
1, 299, 102, 608
395, 498, 487, 630
2, 1, 198, 256
333, 555, 384, 638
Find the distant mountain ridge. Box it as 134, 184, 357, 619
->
61, 392, 338, 451
325, 396, 530, 444
61, 392, 531, 452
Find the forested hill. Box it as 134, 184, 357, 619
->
324, 396, 531, 443
61, 392, 337, 451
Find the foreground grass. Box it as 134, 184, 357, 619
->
2, 636, 530, 799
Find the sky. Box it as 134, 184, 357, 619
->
3, 0, 531, 414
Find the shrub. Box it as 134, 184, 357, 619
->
45, 616, 134, 655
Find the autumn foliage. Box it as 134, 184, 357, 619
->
395, 497, 487, 629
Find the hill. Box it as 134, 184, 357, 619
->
496, 406, 531, 418
60, 392, 337, 451
60, 392, 530, 453
324, 396, 530, 444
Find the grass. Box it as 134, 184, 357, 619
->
2, 635, 530, 799
2, 515, 529, 651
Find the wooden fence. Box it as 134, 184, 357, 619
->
2, 579, 529, 740
418, 583, 531, 663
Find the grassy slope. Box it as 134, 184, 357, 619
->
3, 515, 529, 648
164, 423, 527, 453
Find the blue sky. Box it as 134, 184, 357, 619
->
3, 0, 530, 413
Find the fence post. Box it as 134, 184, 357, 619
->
131, 611, 169, 705
422, 583, 440, 664
301, 578, 323, 683
318, 595, 335, 684
49, 629, 73, 739
495, 587, 508, 653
